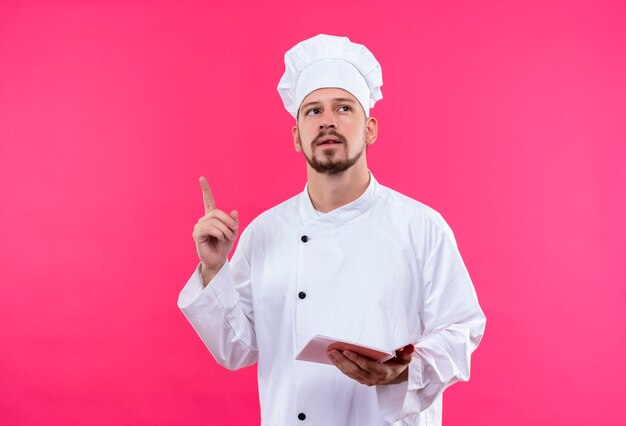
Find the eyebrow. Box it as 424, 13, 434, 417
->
300, 97, 357, 110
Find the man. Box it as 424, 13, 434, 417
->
178, 34, 486, 425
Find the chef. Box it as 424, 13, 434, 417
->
178, 34, 486, 425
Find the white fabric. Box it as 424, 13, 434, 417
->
178, 173, 486, 426
277, 34, 383, 119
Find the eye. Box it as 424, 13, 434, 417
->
306, 108, 320, 116
338, 105, 351, 112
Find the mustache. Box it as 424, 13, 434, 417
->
312, 129, 347, 146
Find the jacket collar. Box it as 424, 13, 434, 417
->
299, 172, 379, 227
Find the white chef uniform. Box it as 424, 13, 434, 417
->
178, 173, 486, 425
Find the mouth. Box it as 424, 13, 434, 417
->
316, 137, 342, 146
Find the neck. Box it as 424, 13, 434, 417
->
306, 161, 371, 213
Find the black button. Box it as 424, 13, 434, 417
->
298, 291, 306, 300
298, 413, 306, 421
301, 235, 309, 242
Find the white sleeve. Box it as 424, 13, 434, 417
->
177, 226, 258, 371
376, 224, 486, 422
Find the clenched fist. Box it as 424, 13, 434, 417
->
192, 176, 239, 286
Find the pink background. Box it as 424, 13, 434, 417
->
1, 1, 625, 425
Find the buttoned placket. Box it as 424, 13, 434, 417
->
293, 173, 380, 423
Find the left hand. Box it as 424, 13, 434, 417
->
328, 344, 415, 386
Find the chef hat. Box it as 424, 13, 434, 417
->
277, 34, 383, 119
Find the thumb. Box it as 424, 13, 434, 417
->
395, 344, 415, 364
230, 210, 239, 223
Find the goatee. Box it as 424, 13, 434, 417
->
303, 129, 366, 175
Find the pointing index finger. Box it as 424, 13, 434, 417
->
199, 176, 215, 214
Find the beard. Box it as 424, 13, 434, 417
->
302, 128, 367, 175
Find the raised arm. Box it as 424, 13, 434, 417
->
177, 176, 258, 370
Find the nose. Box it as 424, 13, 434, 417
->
318, 109, 337, 130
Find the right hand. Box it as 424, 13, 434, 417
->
192, 176, 239, 280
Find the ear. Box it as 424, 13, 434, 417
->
292, 124, 302, 152
365, 116, 378, 145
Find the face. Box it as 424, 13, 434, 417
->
292, 88, 378, 175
